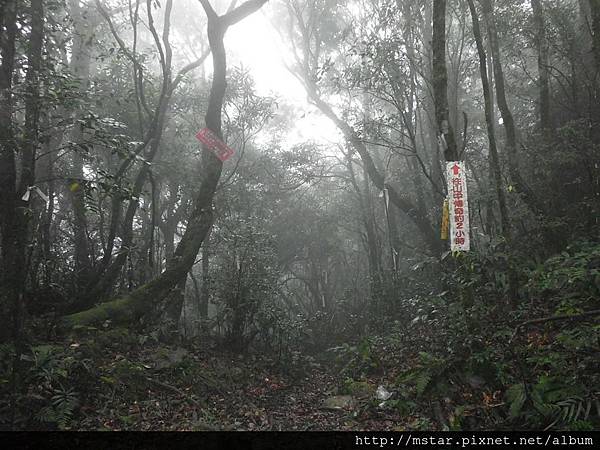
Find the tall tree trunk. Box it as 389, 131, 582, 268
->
200, 242, 210, 333
480, 0, 544, 216
70, 153, 94, 288
432, 0, 459, 162
400, 0, 433, 213
345, 153, 383, 303
475, 0, 523, 305
38, 113, 57, 286
61, 0, 269, 329
0, 0, 19, 343
361, 164, 384, 290
484, 38, 497, 234
421, 1, 445, 200
572, 0, 592, 119
531, 0, 551, 130
164, 279, 186, 325
20, 0, 44, 196
1, 0, 44, 428
467, 0, 510, 239
588, 0, 600, 136
590, 0, 600, 72
68, 0, 97, 291
4, 0, 44, 339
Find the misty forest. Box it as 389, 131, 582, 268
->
0, 0, 599, 431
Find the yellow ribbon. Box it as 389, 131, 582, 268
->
441, 198, 449, 240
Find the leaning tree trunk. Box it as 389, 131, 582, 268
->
304, 85, 442, 255
85, 0, 176, 303
61, 0, 269, 329
287, 0, 441, 255
86, 1, 212, 304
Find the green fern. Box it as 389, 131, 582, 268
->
328, 337, 380, 377
415, 371, 433, 396
506, 383, 527, 419
36, 386, 79, 429
506, 377, 599, 429
544, 397, 599, 430
396, 352, 451, 397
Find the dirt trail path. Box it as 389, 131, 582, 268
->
246, 368, 350, 430
76, 345, 408, 431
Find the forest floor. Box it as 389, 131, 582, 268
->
39, 326, 495, 431
6, 243, 599, 431
1, 321, 448, 431
72, 341, 413, 431
11, 312, 598, 431
10, 301, 599, 431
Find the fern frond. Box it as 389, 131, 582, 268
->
506, 383, 526, 419
544, 396, 597, 429
415, 370, 433, 396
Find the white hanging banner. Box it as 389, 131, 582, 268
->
21, 186, 49, 204
446, 162, 470, 252
33, 186, 49, 204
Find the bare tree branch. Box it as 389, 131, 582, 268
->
222, 0, 268, 28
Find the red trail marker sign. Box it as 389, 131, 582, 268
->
195, 128, 235, 162
446, 161, 470, 252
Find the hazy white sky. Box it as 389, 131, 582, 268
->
106, 0, 341, 146
223, 4, 342, 146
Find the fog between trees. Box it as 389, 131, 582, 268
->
0, 0, 599, 431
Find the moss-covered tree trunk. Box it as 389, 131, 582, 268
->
62, 0, 269, 329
